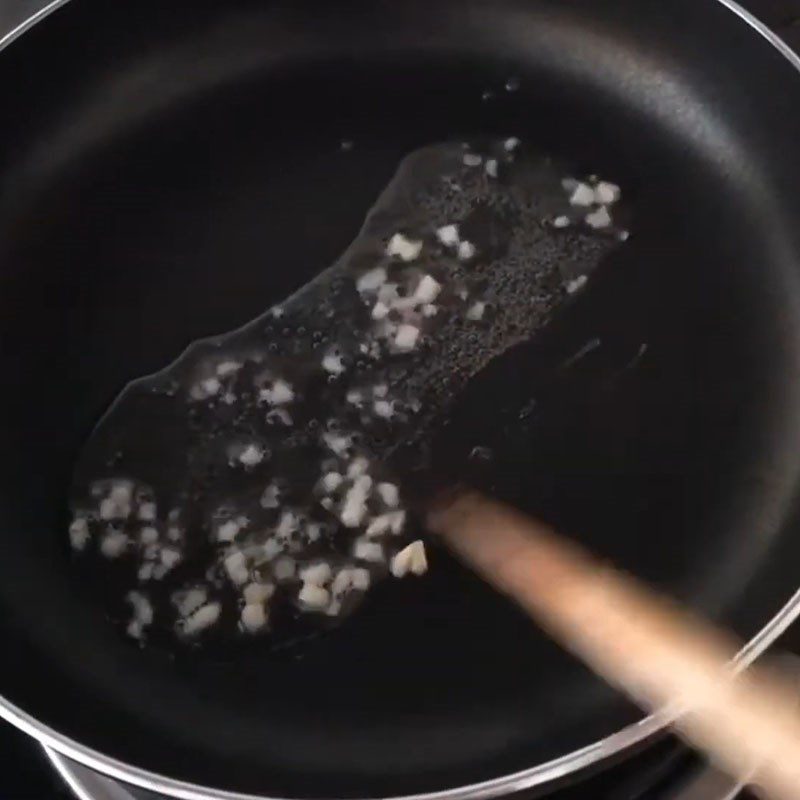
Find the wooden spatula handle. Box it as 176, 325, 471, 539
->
428, 491, 800, 800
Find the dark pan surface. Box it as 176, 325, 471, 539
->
1, 0, 800, 796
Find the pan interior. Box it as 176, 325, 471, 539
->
1, 0, 800, 796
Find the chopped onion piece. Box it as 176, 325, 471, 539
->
216, 518, 241, 543
100, 530, 128, 558
353, 538, 384, 563
457, 240, 476, 261
594, 181, 621, 205
388, 510, 406, 534
585, 206, 612, 229
276, 510, 300, 539
394, 324, 420, 352
127, 612, 152, 637
386, 233, 423, 262
243, 582, 274, 605
346, 390, 364, 408
569, 182, 595, 207
260, 483, 281, 509
377, 282, 400, 304
567, 275, 588, 294
69, 517, 90, 551
341, 475, 372, 528
325, 598, 343, 617
172, 587, 208, 617
462, 153, 482, 167
436, 224, 459, 247
300, 562, 332, 586
321, 471, 343, 493
261, 379, 294, 406
356, 266, 387, 294
331, 568, 356, 596
127, 590, 153, 622
99, 491, 131, 520
351, 567, 370, 591
373, 400, 394, 419
262, 538, 283, 561
305, 522, 323, 542
126, 591, 153, 639
322, 431, 352, 457
365, 514, 392, 537
196, 377, 221, 399
322, 352, 346, 375
143, 543, 159, 561
160, 547, 182, 569
216, 360, 241, 378
377, 482, 400, 507
272, 556, 296, 582
109, 483, 133, 506
167, 525, 183, 542
180, 602, 221, 637
238, 444, 264, 468
298, 583, 330, 610
224, 550, 249, 586
466, 301, 486, 321
140, 526, 159, 545
371, 301, 390, 320
240, 604, 268, 632
347, 457, 369, 478
99, 497, 122, 521
414, 275, 442, 304
391, 540, 428, 578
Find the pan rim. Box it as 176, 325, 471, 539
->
1, 0, 800, 798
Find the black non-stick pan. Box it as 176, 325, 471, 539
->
1, 0, 800, 798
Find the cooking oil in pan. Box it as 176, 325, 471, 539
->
67, 138, 628, 649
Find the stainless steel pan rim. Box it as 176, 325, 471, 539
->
0, 1, 799, 798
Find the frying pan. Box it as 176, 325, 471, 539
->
1, 0, 800, 798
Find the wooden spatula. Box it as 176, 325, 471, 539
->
427, 490, 800, 800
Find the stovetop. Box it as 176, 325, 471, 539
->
0, 1, 799, 798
